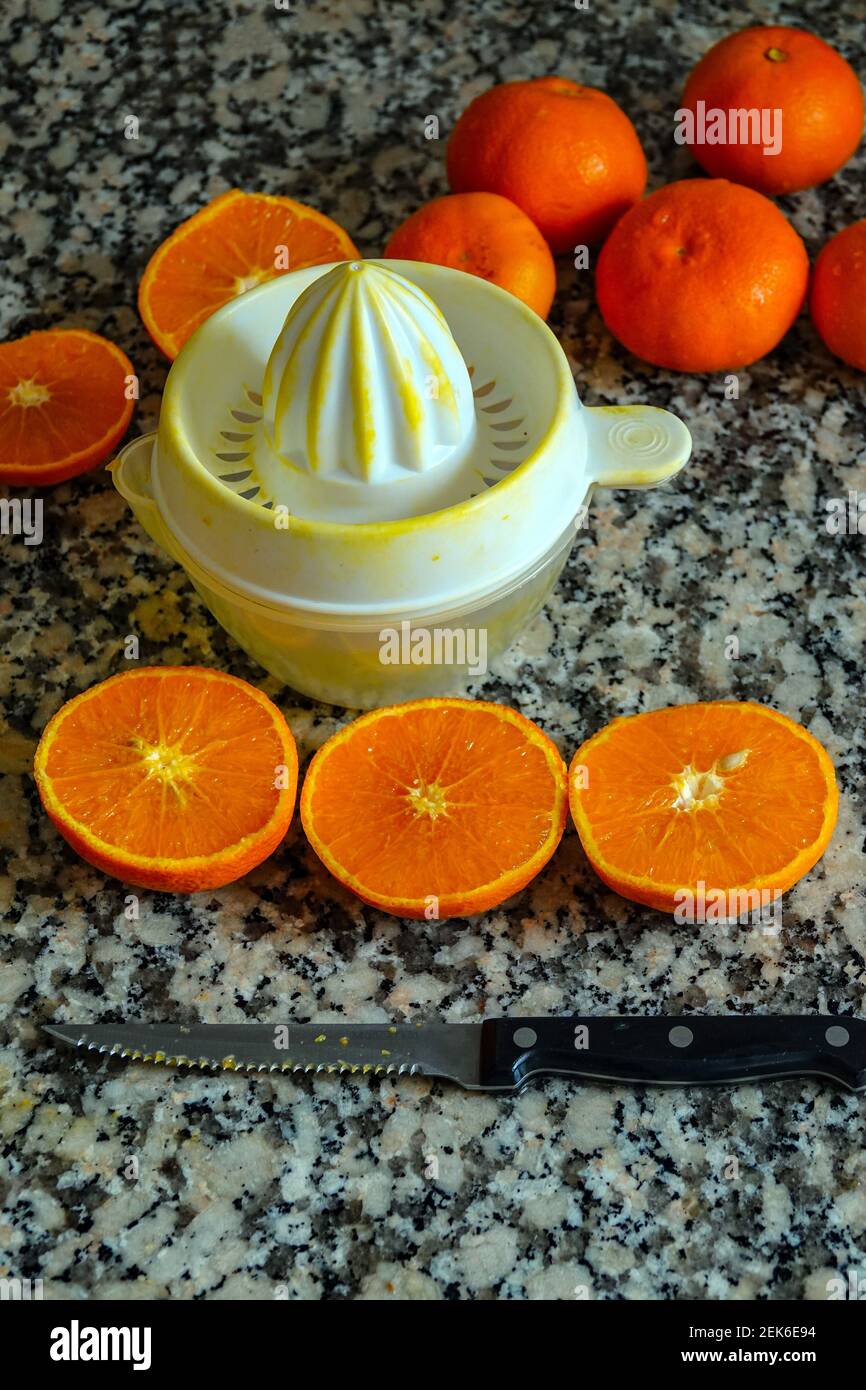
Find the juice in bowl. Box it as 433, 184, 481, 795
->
112, 259, 692, 707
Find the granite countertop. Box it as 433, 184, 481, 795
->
1, 0, 865, 1301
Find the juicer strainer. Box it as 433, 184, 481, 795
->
113, 258, 692, 616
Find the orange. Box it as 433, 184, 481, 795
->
34, 667, 298, 893
569, 702, 838, 915
810, 218, 866, 372
681, 26, 863, 196
384, 192, 556, 318
595, 179, 809, 372
446, 76, 646, 252
0, 329, 135, 487
138, 189, 359, 360
300, 699, 567, 919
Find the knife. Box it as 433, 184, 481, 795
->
44, 1016, 866, 1092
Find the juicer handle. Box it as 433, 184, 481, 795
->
109, 432, 182, 562
583, 404, 692, 490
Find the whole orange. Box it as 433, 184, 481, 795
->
446, 77, 646, 252
681, 26, 864, 195
595, 179, 809, 372
383, 191, 556, 318
810, 218, 866, 371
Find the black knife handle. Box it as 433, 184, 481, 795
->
479, 1016, 866, 1091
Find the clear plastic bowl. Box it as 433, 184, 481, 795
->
179, 515, 576, 707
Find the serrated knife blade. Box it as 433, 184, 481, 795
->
44, 1016, 866, 1092
44, 1021, 485, 1087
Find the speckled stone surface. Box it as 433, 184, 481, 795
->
1, 0, 865, 1301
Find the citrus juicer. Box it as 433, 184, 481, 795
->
112, 258, 692, 707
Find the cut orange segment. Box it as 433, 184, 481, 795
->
138, 189, 360, 359
300, 698, 567, 920
34, 667, 298, 893
569, 702, 838, 915
0, 329, 135, 487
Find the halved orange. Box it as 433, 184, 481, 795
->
569, 702, 838, 914
34, 667, 298, 893
300, 698, 567, 920
138, 189, 360, 359
0, 329, 135, 487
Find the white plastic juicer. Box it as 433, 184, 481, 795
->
112, 258, 692, 707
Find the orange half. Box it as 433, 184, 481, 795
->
0, 329, 135, 487
301, 698, 568, 919
138, 189, 360, 358
569, 701, 838, 914
34, 667, 298, 892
